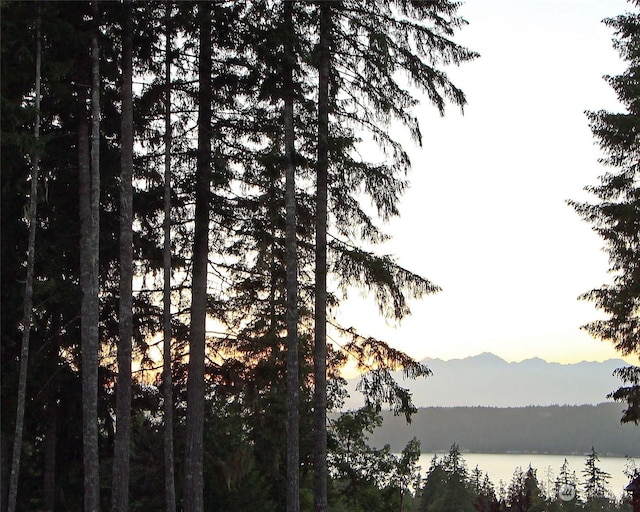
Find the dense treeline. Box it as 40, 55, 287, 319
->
411, 444, 637, 512
311, 413, 638, 512
368, 404, 640, 456
1, 1, 476, 511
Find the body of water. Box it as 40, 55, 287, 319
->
417, 453, 637, 499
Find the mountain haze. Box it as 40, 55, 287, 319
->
343, 353, 627, 408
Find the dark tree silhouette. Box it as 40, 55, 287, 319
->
162, 3, 177, 511
80, 2, 101, 509
313, 3, 331, 510
184, 3, 212, 510
570, 0, 640, 424
7, 7, 41, 512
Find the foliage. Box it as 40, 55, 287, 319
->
416, 450, 632, 512
419, 444, 477, 512
506, 466, 546, 512
328, 407, 423, 512
570, 0, 640, 424
608, 366, 640, 424
582, 447, 613, 503
0, 0, 476, 510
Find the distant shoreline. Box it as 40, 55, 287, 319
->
422, 450, 631, 458
367, 403, 640, 457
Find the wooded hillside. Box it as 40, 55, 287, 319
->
368, 403, 640, 456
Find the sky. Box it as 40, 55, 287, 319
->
336, 0, 640, 366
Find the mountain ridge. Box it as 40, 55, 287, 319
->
419, 351, 626, 366
343, 352, 628, 409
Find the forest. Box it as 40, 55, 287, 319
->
366, 404, 640, 456
406, 443, 637, 512
1, 1, 639, 512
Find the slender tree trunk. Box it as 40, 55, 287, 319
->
78, 84, 93, 506
111, 3, 133, 511
81, 1, 101, 509
77, 55, 92, 512
314, 3, 331, 512
183, 3, 211, 511
1, 428, 9, 512
43, 384, 57, 512
7, 8, 42, 512
268, 176, 277, 334
43, 310, 61, 512
284, 2, 300, 511
163, 3, 177, 511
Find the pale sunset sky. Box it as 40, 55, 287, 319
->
336, 0, 640, 366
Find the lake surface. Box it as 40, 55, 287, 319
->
417, 453, 636, 499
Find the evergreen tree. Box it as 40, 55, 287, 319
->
183, 3, 212, 510
111, 3, 134, 510
0, 2, 477, 509
570, 0, 640, 424
301, 5, 477, 468
507, 466, 545, 512
2, 2, 108, 508
419, 444, 476, 512
389, 437, 422, 512
283, 1, 300, 510
558, 459, 575, 487
314, 3, 332, 510
2, 1, 159, 508
162, 3, 177, 511
420, 456, 448, 512
474, 474, 501, 512
80, 2, 102, 508
549, 459, 582, 512
582, 447, 612, 503
7, 7, 41, 512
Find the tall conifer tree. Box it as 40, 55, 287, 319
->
284, 1, 300, 510
111, 2, 134, 510
582, 447, 611, 501
570, 0, 640, 424
314, 3, 331, 510
184, 3, 211, 510
163, 3, 177, 511
311, 2, 476, 506
7, 7, 41, 512
79, 2, 101, 508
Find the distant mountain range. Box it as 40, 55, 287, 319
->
343, 352, 628, 409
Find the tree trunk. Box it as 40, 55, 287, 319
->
268, 176, 277, 335
111, 3, 133, 511
43, 310, 61, 512
7, 8, 41, 512
43, 384, 57, 512
1, 428, 9, 512
314, 3, 331, 512
284, 2, 300, 511
81, 1, 101, 509
163, 2, 177, 511
183, 3, 211, 511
